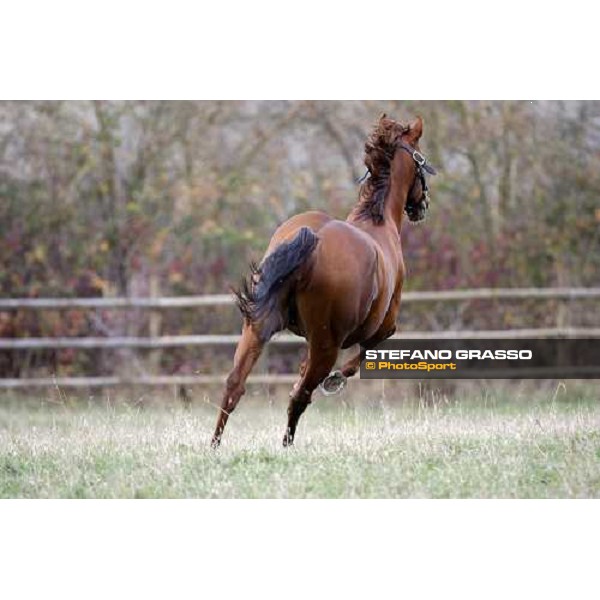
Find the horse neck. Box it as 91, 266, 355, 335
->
383, 158, 412, 233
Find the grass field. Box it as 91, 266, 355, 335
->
1, 383, 599, 498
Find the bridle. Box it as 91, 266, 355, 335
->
396, 140, 437, 204
355, 137, 437, 221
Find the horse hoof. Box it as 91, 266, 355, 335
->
320, 370, 347, 396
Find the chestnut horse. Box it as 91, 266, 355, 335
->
211, 114, 436, 447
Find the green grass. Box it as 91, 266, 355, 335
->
0, 384, 599, 498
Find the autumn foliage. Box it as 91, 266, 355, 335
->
1, 101, 599, 378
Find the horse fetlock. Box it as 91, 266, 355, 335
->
287, 400, 310, 418
223, 388, 244, 412
341, 364, 358, 377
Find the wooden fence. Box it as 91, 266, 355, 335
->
1, 287, 599, 388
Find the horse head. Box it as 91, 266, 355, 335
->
393, 116, 437, 223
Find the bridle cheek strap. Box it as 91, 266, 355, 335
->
396, 140, 437, 202
356, 141, 437, 201
396, 141, 437, 174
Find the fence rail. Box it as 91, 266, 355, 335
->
1, 328, 600, 351
1, 287, 599, 310
1, 288, 599, 389
0, 374, 299, 389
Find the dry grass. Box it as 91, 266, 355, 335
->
0, 383, 599, 498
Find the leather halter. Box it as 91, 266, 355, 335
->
355, 141, 437, 219
396, 140, 437, 197
395, 140, 437, 220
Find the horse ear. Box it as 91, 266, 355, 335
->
378, 112, 389, 128
406, 116, 423, 142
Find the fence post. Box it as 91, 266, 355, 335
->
148, 274, 163, 374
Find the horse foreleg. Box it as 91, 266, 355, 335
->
283, 345, 338, 447
211, 323, 264, 448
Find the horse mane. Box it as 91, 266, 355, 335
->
350, 116, 409, 225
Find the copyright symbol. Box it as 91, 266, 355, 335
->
365, 362, 376, 370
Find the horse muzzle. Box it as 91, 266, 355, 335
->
405, 193, 429, 222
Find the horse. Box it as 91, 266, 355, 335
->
211, 114, 436, 447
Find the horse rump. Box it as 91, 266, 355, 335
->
234, 226, 318, 341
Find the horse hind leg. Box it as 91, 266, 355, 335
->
340, 324, 397, 378
283, 343, 338, 447
211, 323, 264, 448
315, 323, 398, 399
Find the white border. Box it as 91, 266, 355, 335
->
1, 501, 597, 599
2, 1, 598, 99
2, 2, 598, 598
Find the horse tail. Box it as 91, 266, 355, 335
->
234, 226, 319, 342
